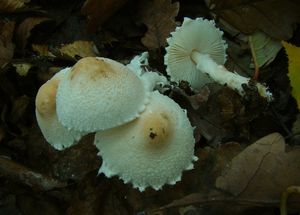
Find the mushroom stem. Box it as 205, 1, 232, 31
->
190, 51, 273, 101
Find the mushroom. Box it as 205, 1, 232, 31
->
56, 57, 150, 132
165, 17, 272, 101
127, 52, 169, 91
35, 68, 83, 150
94, 91, 197, 191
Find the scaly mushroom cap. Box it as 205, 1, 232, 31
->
35, 68, 83, 150
164, 17, 227, 89
56, 57, 150, 132
94, 91, 197, 191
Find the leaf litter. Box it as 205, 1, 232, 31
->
0, 0, 299, 214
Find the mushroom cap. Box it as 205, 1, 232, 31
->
94, 91, 197, 191
126, 51, 149, 77
127, 52, 169, 91
56, 57, 150, 132
164, 17, 227, 89
35, 68, 83, 150
140, 71, 169, 92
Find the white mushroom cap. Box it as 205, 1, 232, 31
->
35, 68, 83, 150
164, 17, 227, 89
56, 57, 150, 132
126, 52, 149, 77
140, 71, 168, 92
94, 91, 197, 191
127, 52, 169, 91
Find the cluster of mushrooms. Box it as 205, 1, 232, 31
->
36, 18, 272, 191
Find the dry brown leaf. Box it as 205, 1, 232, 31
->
81, 0, 128, 32
140, 0, 179, 49
32, 44, 55, 57
16, 17, 49, 50
59, 40, 99, 60
0, 20, 15, 69
0, 0, 30, 12
205, 0, 300, 40
216, 133, 300, 201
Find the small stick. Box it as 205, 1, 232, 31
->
280, 186, 300, 215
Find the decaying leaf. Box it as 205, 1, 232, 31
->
282, 42, 300, 109
216, 133, 300, 201
81, 0, 128, 32
59, 40, 99, 60
205, 0, 300, 40
10, 95, 30, 124
16, 17, 49, 50
0, 156, 66, 191
0, 20, 15, 69
0, 0, 30, 12
140, 0, 179, 49
51, 135, 100, 182
13, 63, 32, 76
249, 31, 282, 68
32, 44, 55, 57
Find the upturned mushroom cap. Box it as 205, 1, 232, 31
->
35, 68, 83, 150
164, 17, 227, 89
56, 57, 150, 132
94, 91, 197, 191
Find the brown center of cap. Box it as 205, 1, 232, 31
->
143, 112, 171, 146
70, 57, 116, 81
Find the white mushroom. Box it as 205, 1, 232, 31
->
56, 57, 150, 132
94, 91, 197, 191
165, 17, 272, 101
35, 68, 83, 150
127, 52, 169, 91
126, 51, 149, 77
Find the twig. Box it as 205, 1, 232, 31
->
280, 186, 300, 215
0, 156, 67, 191
249, 35, 260, 80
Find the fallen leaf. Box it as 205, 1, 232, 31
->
59, 40, 99, 60
187, 86, 211, 110
282, 42, 300, 109
16, 17, 50, 50
0, 156, 66, 191
0, 0, 30, 12
13, 63, 32, 76
51, 135, 100, 182
81, 0, 128, 32
139, 0, 179, 49
249, 31, 282, 68
32, 44, 55, 57
205, 0, 300, 40
0, 20, 15, 69
216, 133, 300, 201
9, 95, 30, 124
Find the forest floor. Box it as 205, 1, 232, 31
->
0, 0, 300, 214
